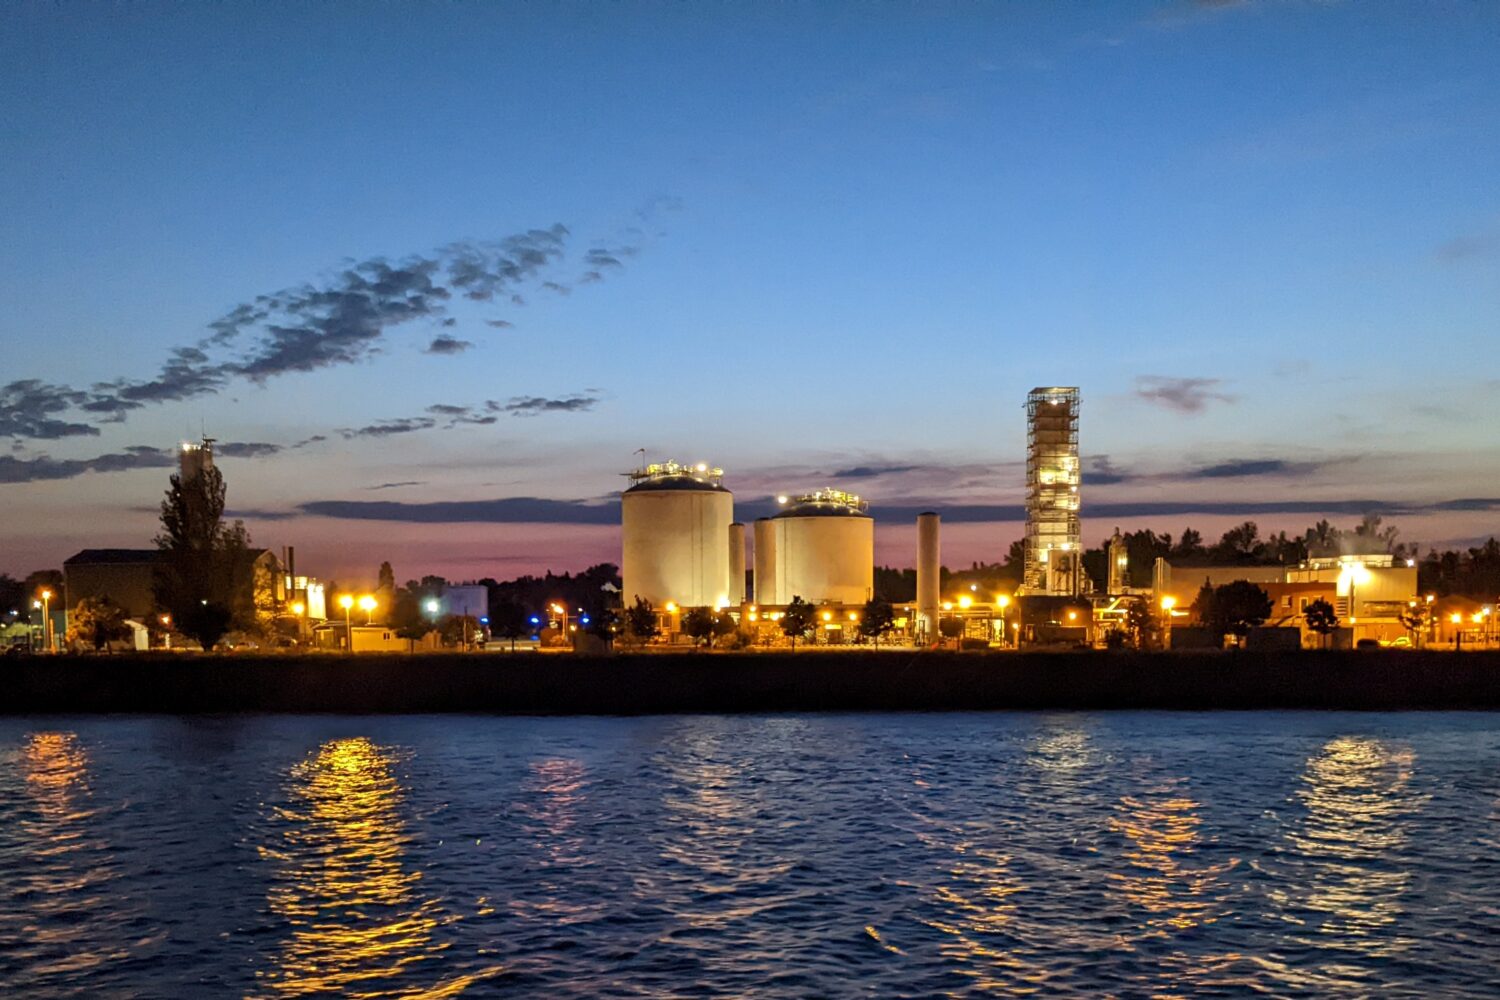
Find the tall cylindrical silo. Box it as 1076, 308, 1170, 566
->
621, 461, 734, 609
916, 511, 940, 639
762, 489, 873, 606
728, 522, 746, 606
753, 518, 778, 606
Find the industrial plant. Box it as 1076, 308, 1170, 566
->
614, 389, 1098, 646
12, 386, 1450, 655
613, 384, 1436, 651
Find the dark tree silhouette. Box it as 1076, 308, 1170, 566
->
1304, 598, 1340, 649
624, 596, 660, 646
857, 599, 895, 646
1201, 580, 1274, 645
66, 596, 132, 652
152, 463, 255, 651
780, 596, 816, 650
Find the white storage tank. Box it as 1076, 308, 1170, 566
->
621, 460, 734, 609
755, 488, 874, 606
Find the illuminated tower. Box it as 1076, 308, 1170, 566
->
179, 436, 216, 481
1022, 387, 1081, 596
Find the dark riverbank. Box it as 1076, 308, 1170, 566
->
6, 649, 1500, 713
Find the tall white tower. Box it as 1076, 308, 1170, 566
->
1022, 387, 1081, 596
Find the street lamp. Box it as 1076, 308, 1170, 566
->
358, 595, 377, 624
160, 613, 172, 650
1160, 595, 1176, 649
38, 588, 53, 654
339, 594, 355, 651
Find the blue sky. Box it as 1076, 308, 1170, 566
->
3, 1, 1498, 582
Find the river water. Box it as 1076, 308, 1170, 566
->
0, 713, 1495, 998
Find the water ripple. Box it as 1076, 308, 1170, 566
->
0, 712, 1497, 997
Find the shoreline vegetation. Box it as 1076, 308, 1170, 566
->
7, 649, 1500, 714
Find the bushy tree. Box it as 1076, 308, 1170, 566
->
66, 596, 132, 652
585, 607, 622, 644
438, 614, 481, 648
780, 596, 816, 649
1304, 598, 1340, 649
389, 589, 430, 650
1202, 581, 1273, 645
490, 600, 532, 651
938, 616, 964, 645
624, 596, 660, 646
857, 599, 895, 646
1399, 602, 1428, 646
680, 607, 717, 648
152, 463, 256, 651
1124, 597, 1159, 650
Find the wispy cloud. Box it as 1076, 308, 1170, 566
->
1437, 220, 1500, 262
0, 218, 651, 441
285, 492, 1500, 526
0, 381, 99, 440
1134, 375, 1236, 413
493, 394, 600, 416
424, 335, 474, 355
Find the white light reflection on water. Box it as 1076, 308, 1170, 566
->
1257, 735, 1428, 994
252, 737, 500, 998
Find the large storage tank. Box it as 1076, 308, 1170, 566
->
754, 488, 874, 606
621, 460, 734, 609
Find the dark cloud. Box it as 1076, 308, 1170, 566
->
366, 481, 424, 491
225, 507, 301, 521
0, 381, 99, 439
830, 464, 922, 479
541, 281, 572, 296
443, 226, 569, 302
215, 441, 284, 458
338, 417, 438, 439
584, 248, 624, 269
1085, 454, 1135, 485
0, 221, 627, 440
485, 319, 514, 329
285, 493, 1500, 526
1187, 458, 1323, 479
299, 497, 620, 524
491, 394, 599, 416
424, 335, 474, 355
0, 447, 174, 484
1134, 375, 1236, 413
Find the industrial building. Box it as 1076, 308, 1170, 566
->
620, 460, 735, 610
1153, 553, 1419, 647
753, 489, 873, 607
1022, 387, 1082, 597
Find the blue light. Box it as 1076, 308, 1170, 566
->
480, 617, 489, 624
529, 616, 540, 624
581, 616, 591, 625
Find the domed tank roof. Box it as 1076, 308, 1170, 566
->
771, 487, 871, 519
623, 459, 730, 494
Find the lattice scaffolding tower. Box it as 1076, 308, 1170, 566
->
1022, 387, 1082, 596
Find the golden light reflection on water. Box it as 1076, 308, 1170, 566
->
12, 732, 142, 978
255, 737, 499, 998
1269, 737, 1424, 960
895, 741, 1061, 996
1106, 779, 1245, 997
1109, 782, 1236, 937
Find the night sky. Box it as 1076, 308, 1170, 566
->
4, 2, 1497, 585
